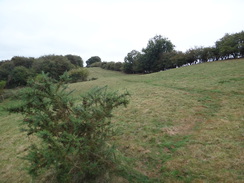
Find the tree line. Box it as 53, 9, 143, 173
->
1, 30, 243, 89
89, 31, 244, 73
0, 54, 89, 88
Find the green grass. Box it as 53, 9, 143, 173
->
1, 59, 244, 182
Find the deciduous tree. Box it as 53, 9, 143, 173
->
33, 55, 74, 80
86, 56, 101, 67
11, 56, 34, 68
141, 35, 174, 72
123, 50, 141, 73
65, 54, 83, 67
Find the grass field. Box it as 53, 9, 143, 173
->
0, 59, 244, 182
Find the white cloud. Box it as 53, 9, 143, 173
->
0, 0, 244, 61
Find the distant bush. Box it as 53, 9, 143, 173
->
90, 62, 103, 67
0, 80, 6, 101
91, 61, 123, 72
0, 61, 15, 82
67, 68, 89, 83
11, 56, 34, 68
0, 80, 6, 91
10, 66, 33, 87
7, 73, 130, 182
32, 55, 74, 80
114, 62, 123, 71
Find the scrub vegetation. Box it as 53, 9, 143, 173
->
0, 58, 243, 182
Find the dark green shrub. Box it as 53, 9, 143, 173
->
0, 80, 6, 92
67, 68, 89, 83
0, 80, 6, 101
33, 55, 74, 80
86, 56, 101, 67
10, 66, 33, 87
0, 61, 14, 82
11, 56, 34, 68
8, 73, 130, 183
65, 54, 84, 67
90, 62, 103, 67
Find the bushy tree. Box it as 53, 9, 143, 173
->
184, 48, 198, 65
10, 66, 33, 87
0, 61, 15, 82
170, 51, 187, 67
86, 56, 101, 67
216, 33, 240, 59
114, 62, 123, 71
235, 31, 244, 57
33, 55, 74, 80
65, 54, 83, 67
208, 46, 220, 61
8, 73, 130, 182
141, 35, 174, 72
11, 56, 34, 68
123, 50, 142, 73
90, 61, 123, 72
102, 62, 123, 71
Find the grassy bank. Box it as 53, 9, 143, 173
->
1, 59, 243, 182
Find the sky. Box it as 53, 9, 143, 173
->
0, 0, 244, 62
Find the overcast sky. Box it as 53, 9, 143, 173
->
0, 0, 243, 62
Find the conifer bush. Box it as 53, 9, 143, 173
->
8, 73, 130, 182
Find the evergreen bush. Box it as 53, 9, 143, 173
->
8, 73, 130, 182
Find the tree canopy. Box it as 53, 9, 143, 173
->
65, 54, 83, 67
33, 55, 74, 80
123, 50, 142, 73
141, 35, 174, 72
0, 54, 85, 88
86, 56, 101, 67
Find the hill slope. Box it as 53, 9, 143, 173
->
1, 59, 244, 182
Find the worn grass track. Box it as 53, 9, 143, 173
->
0, 59, 243, 182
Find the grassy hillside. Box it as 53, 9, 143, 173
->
0, 59, 244, 182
